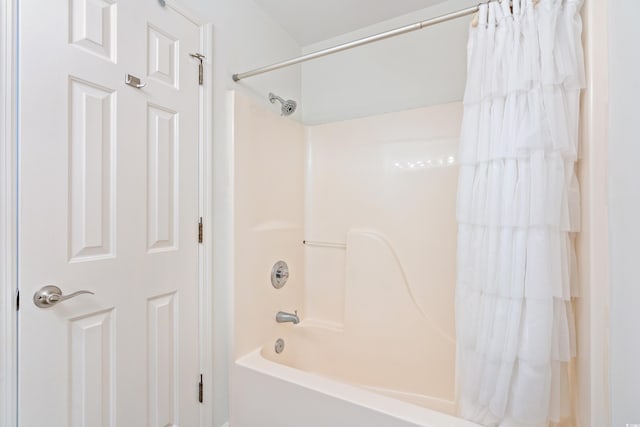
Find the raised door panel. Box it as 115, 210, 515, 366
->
147, 292, 178, 426
147, 25, 178, 88
68, 78, 116, 262
69, 0, 117, 61
147, 104, 178, 253
69, 309, 116, 427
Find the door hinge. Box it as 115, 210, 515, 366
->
16, 290, 19, 311
198, 374, 203, 403
189, 53, 205, 85
198, 217, 203, 244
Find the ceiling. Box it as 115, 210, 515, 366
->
252, 0, 452, 46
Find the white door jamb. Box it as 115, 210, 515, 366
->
165, 3, 216, 425
0, 0, 18, 425
194, 18, 215, 427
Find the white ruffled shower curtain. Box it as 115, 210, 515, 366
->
455, 0, 584, 426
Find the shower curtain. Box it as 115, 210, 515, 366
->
455, 0, 584, 426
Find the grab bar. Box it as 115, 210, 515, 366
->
303, 240, 347, 249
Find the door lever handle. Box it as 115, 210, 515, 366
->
33, 285, 94, 308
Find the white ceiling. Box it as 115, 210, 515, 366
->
252, 0, 452, 46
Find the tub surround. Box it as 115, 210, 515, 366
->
231, 92, 465, 425
255, 230, 457, 413
303, 102, 462, 407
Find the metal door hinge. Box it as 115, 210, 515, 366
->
198, 217, 203, 244
189, 53, 205, 85
198, 374, 203, 403
16, 290, 19, 311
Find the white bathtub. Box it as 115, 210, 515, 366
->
230, 229, 478, 426
231, 326, 481, 427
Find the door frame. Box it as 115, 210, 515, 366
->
0, 1, 214, 426
0, 0, 18, 425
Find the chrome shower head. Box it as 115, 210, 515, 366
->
268, 92, 297, 116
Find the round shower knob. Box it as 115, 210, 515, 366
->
271, 261, 289, 289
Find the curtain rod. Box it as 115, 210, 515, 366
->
232, 4, 480, 82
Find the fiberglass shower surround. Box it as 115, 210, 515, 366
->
232, 0, 584, 426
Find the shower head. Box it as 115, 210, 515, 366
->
268, 92, 297, 116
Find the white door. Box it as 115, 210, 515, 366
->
18, 1, 202, 426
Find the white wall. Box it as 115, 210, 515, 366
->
300, 0, 476, 124
608, 1, 640, 426
172, 1, 302, 425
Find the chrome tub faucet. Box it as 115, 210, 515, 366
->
276, 310, 299, 324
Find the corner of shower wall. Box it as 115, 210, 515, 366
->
231, 90, 306, 359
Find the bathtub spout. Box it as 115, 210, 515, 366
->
276, 310, 299, 324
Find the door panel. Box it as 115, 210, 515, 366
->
68, 77, 116, 261
147, 103, 178, 252
18, 1, 201, 426
69, 0, 117, 62
69, 308, 115, 427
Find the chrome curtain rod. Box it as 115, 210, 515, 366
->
232, 4, 480, 82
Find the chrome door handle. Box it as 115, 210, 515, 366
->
33, 285, 94, 308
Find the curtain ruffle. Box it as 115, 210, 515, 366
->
457, 226, 579, 300
455, 0, 584, 425
457, 157, 580, 231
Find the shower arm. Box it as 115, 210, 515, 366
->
269, 93, 285, 105
232, 4, 480, 82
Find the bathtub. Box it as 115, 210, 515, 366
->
231, 323, 481, 427
231, 229, 476, 426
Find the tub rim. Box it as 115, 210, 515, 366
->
236, 348, 482, 427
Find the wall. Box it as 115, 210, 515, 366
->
171, 1, 302, 425
608, 1, 640, 426
304, 102, 463, 405
300, 0, 476, 124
